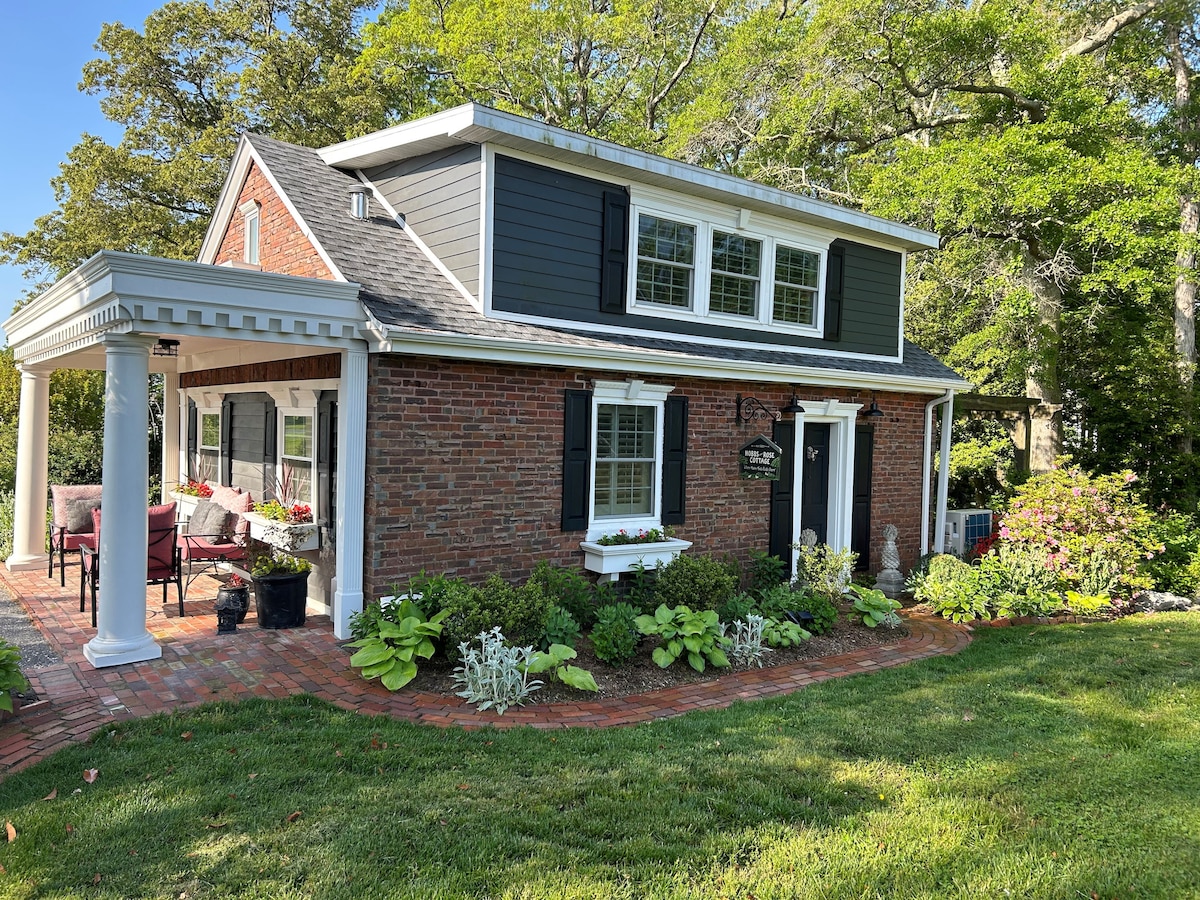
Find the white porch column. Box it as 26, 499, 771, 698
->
161, 371, 180, 498
932, 392, 956, 554
84, 334, 161, 668
7, 366, 51, 571
333, 346, 368, 639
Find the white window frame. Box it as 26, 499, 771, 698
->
239, 199, 261, 266
277, 407, 316, 518
193, 407, 222, 484
586, 380, 674, 541
627, 195, 829, 338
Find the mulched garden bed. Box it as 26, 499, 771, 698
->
397, 599, 912, 705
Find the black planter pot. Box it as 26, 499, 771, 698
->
253, 572, 308, 629
216, 586, 251, 624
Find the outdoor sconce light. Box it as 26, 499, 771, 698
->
862, 393, 885, 419
780, 391, 805, 417
152, 338, 180, 358
735, 394, 781, 424
215, 592, 240, 634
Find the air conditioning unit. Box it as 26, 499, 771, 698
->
944, 509, 993, 556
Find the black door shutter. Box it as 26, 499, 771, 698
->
824, 242, 845, 341
661, 395, 688, 526
219, 398, 233, 486
262, 397, 277, 501
562, 389, 593, 531
851, 424, 874, 571
186, 400, 198, 482
769, 420, 796, 578
317, 393, 337, 535
600, 189, 630, 314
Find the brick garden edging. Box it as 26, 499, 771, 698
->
0, 566, 971, 778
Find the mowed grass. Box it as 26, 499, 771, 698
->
0, 614, 1197, 900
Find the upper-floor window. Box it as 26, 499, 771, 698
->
239, 200, 261, 266
630, 204, 826, 334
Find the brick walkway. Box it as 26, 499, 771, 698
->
0, 565, 971, 778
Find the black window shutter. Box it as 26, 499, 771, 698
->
562, 389, 593, 531
186, 400, 198, 481
317, 393, 337, 535
600, 189, 630, 314
262, 397, 277, 501
824, 242, 845, 341
661, 395, 688, 526
219, 398, 233, 486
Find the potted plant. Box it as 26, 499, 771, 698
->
217, 573, 251, 624
0, 640, 28, 719
245, 500, 319, 552
579, 527, 692, 581
250, 550, 312, 629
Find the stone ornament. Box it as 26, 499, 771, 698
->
876, 523, 905, 599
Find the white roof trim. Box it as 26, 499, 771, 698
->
373, 324, 971, 394
4, 252, 368, 367
198, 136, 347, 281
321, 103, 940, 253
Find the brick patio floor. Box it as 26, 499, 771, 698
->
0, 564, 971, 778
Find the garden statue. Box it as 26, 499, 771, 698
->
876, 523, 905, 599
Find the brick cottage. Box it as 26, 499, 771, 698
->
4, 103, 967, 668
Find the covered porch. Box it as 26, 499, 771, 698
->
3, 251, 372, 667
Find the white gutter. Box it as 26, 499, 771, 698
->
921, 390, 956, 555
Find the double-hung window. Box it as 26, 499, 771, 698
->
279, 411, 315, 511
709, 231, 762, 318
636, 215, 695, 309
192, 410, 220, 484
773, 244, 820, 327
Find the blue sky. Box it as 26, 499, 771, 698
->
0, 1, 164, 341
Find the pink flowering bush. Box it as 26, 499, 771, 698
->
997, 461, 1158, 596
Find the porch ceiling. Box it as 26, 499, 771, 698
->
4, 251, 370, 371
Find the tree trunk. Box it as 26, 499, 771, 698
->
1020, 248, 1063, 474
1169, 21, 1197, 460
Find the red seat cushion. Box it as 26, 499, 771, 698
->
178, 535, 247, 561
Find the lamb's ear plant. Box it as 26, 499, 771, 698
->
452, 628, 542, 714
848, 583, 902, 628
634, 604, 730, 672
348, 599, 449, 691
722, 615, 771, 667
524, 643, 598, 692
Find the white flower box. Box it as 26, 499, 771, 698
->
580, 538, 692, 581
169, 492, 200, 520
244, 511, 319, 553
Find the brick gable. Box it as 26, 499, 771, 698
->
212, 160, 334, 280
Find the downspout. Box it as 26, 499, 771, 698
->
921, 390, 955, 554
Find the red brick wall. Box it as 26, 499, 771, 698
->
212, 161, 333, 280
363, 354, 930, 600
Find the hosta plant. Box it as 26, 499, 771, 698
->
761, 617, 811, 648
452, 628, 542, 714
722, 615, 771, 667
0, 640, 26, 714
347, 599, 449, 691
634, 604, 730, 672
524, 643, 598, 692
848, 584, 902, 628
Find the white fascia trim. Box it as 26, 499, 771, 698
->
197, 138, 347, 283
356, 170, 481, 311
320, 103, 939, 252
487, 308, 901, 365
376, 326, 971, 394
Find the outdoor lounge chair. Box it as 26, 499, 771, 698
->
48, 484, 102, 586
177, 486, 252, 599
81, 502, 182, 627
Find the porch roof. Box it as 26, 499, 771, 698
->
3, 252, 368, 371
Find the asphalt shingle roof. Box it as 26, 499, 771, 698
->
247, 133, 965, 387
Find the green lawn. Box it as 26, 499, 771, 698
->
1, 613, 1198, 899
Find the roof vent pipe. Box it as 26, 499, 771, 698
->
349, 184, 370, 220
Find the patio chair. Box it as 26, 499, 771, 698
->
81, 502, 183, 627
48, 484, 102, 586
177, 488, 252, 599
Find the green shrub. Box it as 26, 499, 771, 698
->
779, 587, 839, 635
0, 639, 26, 713
794, 540, 858, 604
589, 603, 640, 666
402, 570, 470, 618
442, 575, 552, 659
1141, 513, 1200, 595
916, 554, 989, 623
716, 593, 755, 624
0, 490, 14, 563
526, 561, 600, 627
653, 553, 738, 612
747, 550, 788, 598
541, 605, 581, 651
754, 582, 800, 620
625, 561, 660, 614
